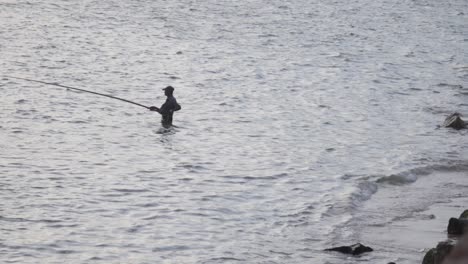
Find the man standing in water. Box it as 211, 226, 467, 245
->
149, 86, 181, 128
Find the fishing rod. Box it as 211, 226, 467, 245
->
5, 76, 151, 109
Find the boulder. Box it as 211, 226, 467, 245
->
443, 113, 466, 130
422, 248, 436, 264
447, 218, 468, 235
459, 210, 468, 219
325, 243, 373, 255
442, 234, 468, 264
422, 240, 456, 264
434, 241, 456, 264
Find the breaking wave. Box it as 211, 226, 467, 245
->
376, 160, 468, 185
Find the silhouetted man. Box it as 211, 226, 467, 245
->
149, 86, 181, 128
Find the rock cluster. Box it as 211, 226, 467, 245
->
422, 210, 468, 264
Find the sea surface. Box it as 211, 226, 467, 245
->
1, 0, 467, 263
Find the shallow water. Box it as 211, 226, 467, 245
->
1, 0, 467, 263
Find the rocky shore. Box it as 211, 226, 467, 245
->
422, 210, 468, 264
325, 209, 468, 264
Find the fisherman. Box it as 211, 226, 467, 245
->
149, 86, 181, 128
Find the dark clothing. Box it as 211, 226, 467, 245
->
158, 95, 181, 127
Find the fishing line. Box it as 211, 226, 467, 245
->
5, 76, 151, 109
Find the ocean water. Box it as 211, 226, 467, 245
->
1, 0, 467, 263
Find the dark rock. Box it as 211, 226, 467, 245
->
434, 240, 455, 264
459, 210, 468, 219
422, 240, 456, 264
447, 217, 468, 235
443, 235, 468, 264
422, 248, 436, 264
443, 113, 466, 130
325, 243, 373, 255
352, 244, 373, 255
325, 245, 354, 254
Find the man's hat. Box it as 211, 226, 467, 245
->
163, 86, 174, 92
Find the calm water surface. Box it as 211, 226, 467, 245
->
1, 0, 467, 263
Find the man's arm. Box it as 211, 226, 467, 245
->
149, 106, 160, 112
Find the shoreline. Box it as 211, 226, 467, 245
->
359, 184, 468, 263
